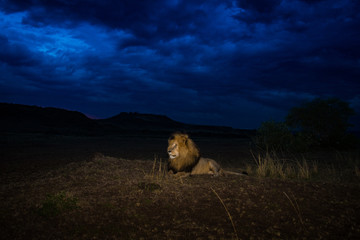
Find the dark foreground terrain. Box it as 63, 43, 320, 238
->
1, 134, 359, 239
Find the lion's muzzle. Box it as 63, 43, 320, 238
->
167, 143, 178, 159
168, 149, 177, 159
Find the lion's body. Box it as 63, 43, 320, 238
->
191, 157, 223, 176
167, 133, 246, 177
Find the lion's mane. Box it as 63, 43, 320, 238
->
167, 132, 200, 173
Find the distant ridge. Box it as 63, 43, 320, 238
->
98, 112, 184, 131
0, 103, 255, 137
0, 103, 98, 135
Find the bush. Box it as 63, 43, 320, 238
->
286, 97, 356, 149
255, 98, 358, 152
254, 121, 294, 152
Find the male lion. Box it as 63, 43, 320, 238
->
167, 132, 246, 177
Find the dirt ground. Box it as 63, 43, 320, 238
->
0, 134, 359, 239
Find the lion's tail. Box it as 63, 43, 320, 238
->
222, 170, 248, 176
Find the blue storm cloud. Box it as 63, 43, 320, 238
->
0, 0, 359, 129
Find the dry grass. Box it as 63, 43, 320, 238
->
247, 149, 360, 182
283, 192, 305, 228
297, 157, 310, 179
250, 150, 318, 180
336, 151, 360, 177
148, 155, 167, 181
211, 187, 238, 240
355, 166, 360, 177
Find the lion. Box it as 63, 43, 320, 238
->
167, 132, 247, 177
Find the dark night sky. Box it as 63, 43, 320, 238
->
1, 0, 359, 129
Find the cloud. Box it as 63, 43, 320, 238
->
0, 0, 359, 129
237, 0, 281, 13
0, 34, 39, 66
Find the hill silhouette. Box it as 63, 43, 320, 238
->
0, 103, 254, 137
99, 112, 183, 130
0, 103, 99, 135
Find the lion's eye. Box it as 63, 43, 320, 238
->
173, 144, 177, 148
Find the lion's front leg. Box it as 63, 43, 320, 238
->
168, 170, 190, 178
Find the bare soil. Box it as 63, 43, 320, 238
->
0, 134, 359, 239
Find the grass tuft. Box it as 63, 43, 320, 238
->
147, 155, 167, 181
336, 151, 360, 177
297, 157, 310, 179
250, 150, 317, 180
37, 192, 79, 218
138, 182, 161, 191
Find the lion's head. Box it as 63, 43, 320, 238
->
167, 132, 200, 173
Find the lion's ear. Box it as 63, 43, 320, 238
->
168, 134, 175, 141
180, 135, 187, 144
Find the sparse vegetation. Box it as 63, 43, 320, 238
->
1, 153, 359, 239
250, 150, 317, 180
1, 132, 359, 239
249, 148, 360, 181
148, 155, 167, 181
251, 97, 359, 182
138, 182, 162, 191
37, 192, 79, 218
335, 151, 360, 168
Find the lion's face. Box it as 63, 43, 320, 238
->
167, 139, 180, 159
167, 133, 190, 160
